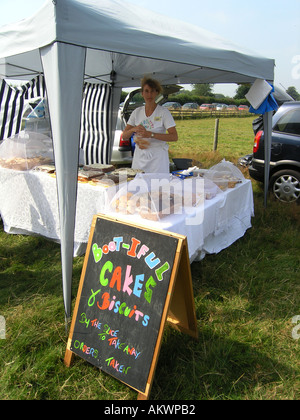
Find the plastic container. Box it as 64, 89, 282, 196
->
172, 158, 193, 170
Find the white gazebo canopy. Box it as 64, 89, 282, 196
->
0, 0, 275, 321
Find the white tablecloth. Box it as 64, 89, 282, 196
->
0, 167, 110, 256
108, 179, 254, 262
0, 168, 254, 261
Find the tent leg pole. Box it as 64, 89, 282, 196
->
263, 111, 272, 208
65, 315, 71, 336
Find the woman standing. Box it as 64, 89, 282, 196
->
122, 77, 178, 173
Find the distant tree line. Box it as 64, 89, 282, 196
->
120, 83, 300, 104
168, 83, 250, 106
234, 84, 300, 101
286, 86, 300, 100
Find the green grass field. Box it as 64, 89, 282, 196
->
0, 117, 299, 400
170, 116, 255, 164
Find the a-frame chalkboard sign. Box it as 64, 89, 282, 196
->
65, 214, 198, 400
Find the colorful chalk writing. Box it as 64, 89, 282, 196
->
105, 357, 131, 375
72, 340, 99, 359
73, 311, 141, 377
96, 291, 150, 327
79, 312, 90, 328
107, 338, 141, 360
76, 314, 143, 361
69, 216, 179, 394
84, 236, 172, 328
92, 236, 171, 283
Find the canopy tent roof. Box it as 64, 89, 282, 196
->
0, 0, 275, 322
0, 0, 274, 87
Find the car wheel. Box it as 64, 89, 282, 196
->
270, 170, 300, 203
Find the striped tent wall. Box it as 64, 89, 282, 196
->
0, 77, 112, 165
0, 75, 46, 141
80, 82, 112, 165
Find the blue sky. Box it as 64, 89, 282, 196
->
1, 0, 299, 96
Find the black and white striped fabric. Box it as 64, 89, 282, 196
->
0, 75, 46, 141
80, 82, 112, 165
0, 76, 112, 165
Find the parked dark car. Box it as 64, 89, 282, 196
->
162, 101, 182, 110
248, 101, 300, 202
182, 102, 199, 110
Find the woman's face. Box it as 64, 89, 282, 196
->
142, 84, 158, 103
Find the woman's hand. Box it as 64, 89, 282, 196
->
122, 124, 150, 141
135, 125, 148, 137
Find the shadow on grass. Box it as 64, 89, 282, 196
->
1, 190, 299, 400
0, 220, 83, 309
151, 326, 296, 400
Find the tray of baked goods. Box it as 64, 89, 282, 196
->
77, 166, 144, 186
0, 156, 53, 171
33, 163, 144, 187
32, 163, 56, 173
77, 164, 115, 185
111, 190, 183, 221
204, 160, 245, 191
205, 173, 243, 190
108, 172, 225, 221
0, 131, 54, 171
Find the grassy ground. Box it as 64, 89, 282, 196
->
0, 117, 299, 400
170, 115, 255, 164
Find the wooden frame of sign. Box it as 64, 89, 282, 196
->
64, 214, 198, 400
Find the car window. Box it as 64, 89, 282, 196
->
273, 109, 300, 136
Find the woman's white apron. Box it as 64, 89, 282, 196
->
132, 141, 169, 173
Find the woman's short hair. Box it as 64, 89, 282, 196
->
141, 76, 162, 95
